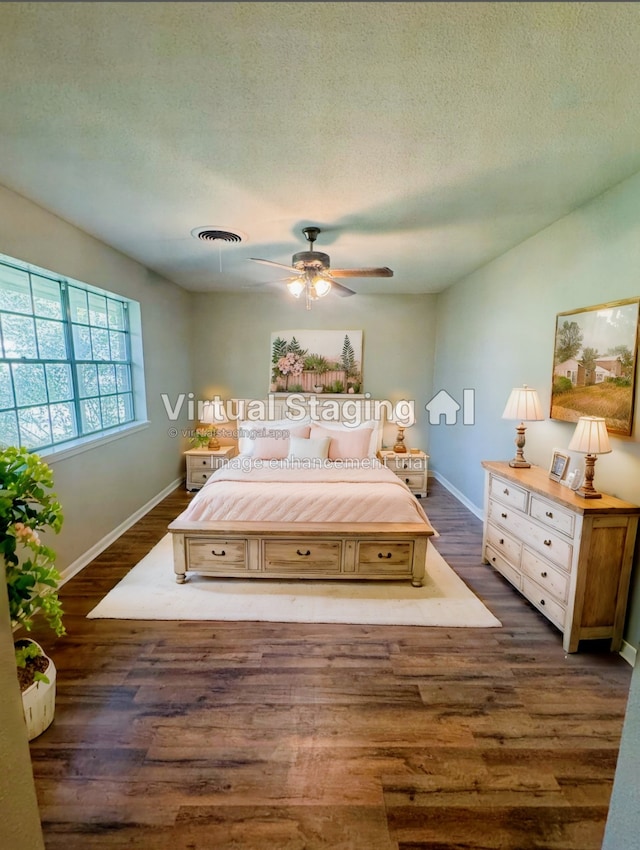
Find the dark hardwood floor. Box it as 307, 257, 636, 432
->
25, 478, 633, 850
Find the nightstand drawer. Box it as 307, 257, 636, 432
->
188, 456, 215, 470
396, 471, 427, 491
189, 469, 215, 487
387, 457, 426, 472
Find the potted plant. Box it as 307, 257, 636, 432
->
1, 446, 64, 740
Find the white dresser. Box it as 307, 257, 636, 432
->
379, 450, 429, 498
482, 461, 639, 653
185, 446, 236, 490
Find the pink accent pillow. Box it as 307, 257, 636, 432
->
309, 425, 373, 460
250, 425, 310, 459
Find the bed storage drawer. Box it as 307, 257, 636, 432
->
356, 540, 414, 573
187, 538, 247, 571
263, 539, 342, 573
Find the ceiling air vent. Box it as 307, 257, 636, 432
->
191, 227, 244, 243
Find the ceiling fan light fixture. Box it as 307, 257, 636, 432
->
287, 278, 305, 298
312, 276, 331, 298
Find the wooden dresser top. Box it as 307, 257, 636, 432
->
482, 460, 640, 515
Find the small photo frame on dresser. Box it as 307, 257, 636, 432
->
549, 449, 570, 482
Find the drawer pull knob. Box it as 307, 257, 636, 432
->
378, 552, 393, 559
491, 557, 496, 563
211, 549, 226, 557
499, 538, 504, 545
545, 511, 553, 518
540, 571, 548, 578
543, 539, 552, 546
403, 463, 408, 469
501, 512, 508, 519
540, 599, 546, 606
405, 478, 410, 484
503, 488, 509, 495
297, 549, 311, 556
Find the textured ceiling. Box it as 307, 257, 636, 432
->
1, 2, 640, 296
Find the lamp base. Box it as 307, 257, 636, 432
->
208, 438, 220, 451
576, 487, 602, 499
508, 459, 531, 468
393, 443, 408, 453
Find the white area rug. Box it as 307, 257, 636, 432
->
87, 535, 501, 628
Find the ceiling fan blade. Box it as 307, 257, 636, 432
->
321, 275, 355, 297
249, 258, 301, 274
328, 267, 394, 278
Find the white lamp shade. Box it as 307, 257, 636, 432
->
391, 401, 416, 427
502, 386, 544, 422
568, 416, 612, 455
200, 401, 228, 425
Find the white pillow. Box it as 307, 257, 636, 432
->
288, 435, 331, 460
308, 419, 381, 457
237, 417, 311, 455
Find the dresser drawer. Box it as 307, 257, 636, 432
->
530, 495, 575, 538
489, 475, 528, 512
357, 540, 413, 573
490, 500, 572, 571
485, 544, 522, 590
263, 539, 342, 573
485, 522, 521, 565
187, 538, 247, 570
522, 576, 566, 630
521, 547, 569, 603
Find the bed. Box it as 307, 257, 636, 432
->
168, 398, 435, 586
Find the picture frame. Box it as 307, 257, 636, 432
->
549, 449, 570, 482
270, 330, 363, 395
551, 297, 640, 436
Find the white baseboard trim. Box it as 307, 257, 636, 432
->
619, 640, 637, 667
59, 477, 183, 584
432, 471, 484, 520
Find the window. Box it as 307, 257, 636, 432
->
0, 253, 143, 451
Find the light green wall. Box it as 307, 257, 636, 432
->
0, 184, 192, 571
431, 170, 640, 646
190, 290, 437, 451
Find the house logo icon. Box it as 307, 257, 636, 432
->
425, 389, 475, 425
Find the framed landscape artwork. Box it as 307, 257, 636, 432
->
551, 297, 640, 436
270, 330, 363, 394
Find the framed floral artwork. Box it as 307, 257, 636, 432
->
270, 330, 363, 394
551, 298, 640, 436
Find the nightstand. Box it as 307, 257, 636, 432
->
185, 446, 236, 491
379, 450, 429, 498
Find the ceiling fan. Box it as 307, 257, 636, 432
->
249, 226, 393, 309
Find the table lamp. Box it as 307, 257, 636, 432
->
502, 385, 544, 467
568, 416, 611, 499
200, 401, 228, 450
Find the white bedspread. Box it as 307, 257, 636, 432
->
178, 459, 430, 525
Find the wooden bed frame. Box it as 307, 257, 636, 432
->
168, 396, 434, 587
168, 519, 434, 586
